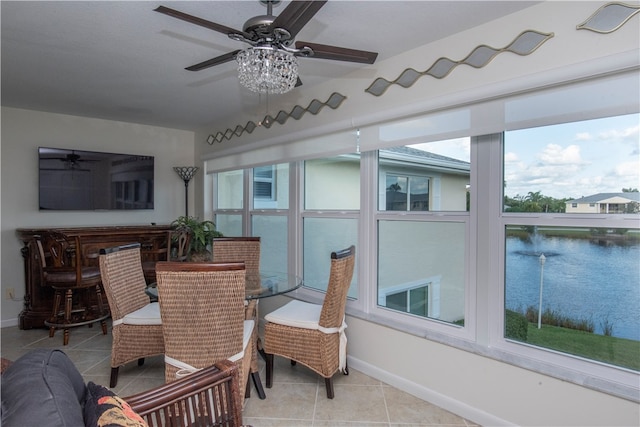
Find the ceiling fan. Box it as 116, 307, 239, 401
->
50, 151, 98, 170
155, 0, 378, 93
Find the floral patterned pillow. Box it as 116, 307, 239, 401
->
83, 382, 147, 427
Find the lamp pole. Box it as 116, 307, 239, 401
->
173, 166, 198, 217
537, 253, 546, 329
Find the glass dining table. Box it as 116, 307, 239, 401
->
145, 270, 302, 301
243, 271, 303, 300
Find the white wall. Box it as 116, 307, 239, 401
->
0, 107, 195, 325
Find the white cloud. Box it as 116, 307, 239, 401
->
504, 152, 519, 162
614, 161, 640, 178
597, 124, 639, 142
538, 144, 586, 165
575, 132, 592, 141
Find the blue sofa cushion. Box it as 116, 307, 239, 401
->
1, 349, 86, 427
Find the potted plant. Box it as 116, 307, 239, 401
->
170, 216, 223, 261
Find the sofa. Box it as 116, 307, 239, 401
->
1, 349, 246, 427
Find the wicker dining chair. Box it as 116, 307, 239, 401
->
99, 243, 164, 388
211, 237, 263, 391
155, 261, 260, 401
212, 237, 261, 308
125, 360, 247, 427
263, 245, 356, 399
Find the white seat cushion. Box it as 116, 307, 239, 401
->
242, 319, 254, 351
264, 300, 322, 330
265, 299, 349, 372
227, 319, 254, 363
121, 302, 162, 326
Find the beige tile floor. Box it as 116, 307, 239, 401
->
1, 323, 478, 427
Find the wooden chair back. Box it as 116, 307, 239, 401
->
169, 229, 192, 261
125, 360, 244, 427
35, 231, 84, 286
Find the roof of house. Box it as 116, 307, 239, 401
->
380, 146, 470, 168
567, 192, 640, 204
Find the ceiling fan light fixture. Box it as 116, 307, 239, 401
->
237, 46, 298, 94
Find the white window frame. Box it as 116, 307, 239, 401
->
367, 143, 476, 341
382, 172, 431, 212
253, 165, 276, 206
486, 129, 640, 399
378, 276, 441, 318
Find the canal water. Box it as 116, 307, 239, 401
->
505, 234, 640, 341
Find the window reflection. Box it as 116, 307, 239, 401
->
378, 220, 465, 324
378, 141, 470, 212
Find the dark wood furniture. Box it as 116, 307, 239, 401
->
125, 360, 245, 427
16, 225, 172, 330
36, 231, 109, 345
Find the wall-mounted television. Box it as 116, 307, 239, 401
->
39, 147, 154, 211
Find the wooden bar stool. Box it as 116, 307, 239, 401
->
36, 231, 109, 345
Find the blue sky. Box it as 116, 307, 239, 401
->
411, 113, 639, 200
504, 114, 639, 199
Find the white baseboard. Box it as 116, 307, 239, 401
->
347, 355, 515, 427
1, 318, 19, 328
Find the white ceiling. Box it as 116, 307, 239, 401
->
1, 1, 539, 131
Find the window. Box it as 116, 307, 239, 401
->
503, 114, 640, 215
385, 174, 429, 211
253, 164, 288, 210
303, 154, 359, 297
253, 165, 275, 201
378, 219, 465, 324
304, 155, 360, 210
252, 163, 289, 271
252, 211, 288, 272
376, 140, 470, 326
502, 114, 640, 371
216, 170, 243, 210
379, 278, 440, 317
379, 143, 470, 212
212, 164, 290, 271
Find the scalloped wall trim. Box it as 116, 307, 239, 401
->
576, 2, 640, 33
207, 92, 347, 144
365, 30, 554, 97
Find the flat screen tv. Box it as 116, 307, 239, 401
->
39, 147, 154, 211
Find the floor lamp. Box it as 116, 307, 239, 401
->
173, 166, 198, 217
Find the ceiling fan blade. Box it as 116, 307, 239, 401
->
269, 1, 327, 39
186, 50, 241, 71
295, 41, 378, 64
154, 6, 250, 39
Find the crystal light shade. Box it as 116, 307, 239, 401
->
237, 46, 298, 94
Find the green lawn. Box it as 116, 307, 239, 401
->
524, 323, 640, 371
